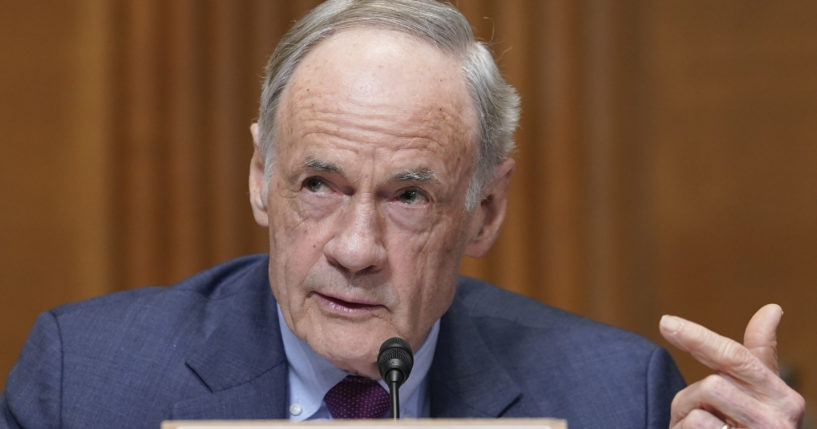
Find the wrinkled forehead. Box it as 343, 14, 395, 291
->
276, 27, 479, 148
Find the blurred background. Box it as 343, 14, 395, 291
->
1, 0, 815, 416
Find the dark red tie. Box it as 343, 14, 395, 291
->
324, 375, 390, 419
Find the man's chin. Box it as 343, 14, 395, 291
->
308, 329, 392, 378
319, 343, 381, 378
330, 357, 381, 379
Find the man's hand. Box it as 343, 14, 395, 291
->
660, 304, 805, 428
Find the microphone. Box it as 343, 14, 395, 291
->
377, 337, 413, 420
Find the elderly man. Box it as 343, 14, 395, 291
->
1, 0, 804, 428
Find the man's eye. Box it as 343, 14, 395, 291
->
303, 177, 328, 193
396, 188, 429, 205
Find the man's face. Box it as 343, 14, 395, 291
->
251, 28, 485, 377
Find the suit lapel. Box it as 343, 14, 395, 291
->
172, 261, 289, 419
428, 283, 522, 418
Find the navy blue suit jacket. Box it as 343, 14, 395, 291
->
1, 255, 685, 428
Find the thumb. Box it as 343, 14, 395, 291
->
743, 303, 783, 374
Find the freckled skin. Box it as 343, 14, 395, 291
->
249, 29, 500, 378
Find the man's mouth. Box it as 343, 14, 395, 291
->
314, 292, 383, 313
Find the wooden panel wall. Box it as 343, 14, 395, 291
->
2, 0, 815, 413
0, 0, 115, 390
644, 1, 817, 407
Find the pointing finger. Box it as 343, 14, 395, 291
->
660, 314, 765, 385
743, 303, 782, 374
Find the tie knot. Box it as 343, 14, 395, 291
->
324, 375, 390, 419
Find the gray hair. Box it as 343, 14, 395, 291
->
257, 0, 520, 210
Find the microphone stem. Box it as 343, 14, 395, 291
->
389, 379, 400, 419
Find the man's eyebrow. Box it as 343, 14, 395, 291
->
393, 168, 436, 183
304, 157, 342, 175
303, 158, 435, 183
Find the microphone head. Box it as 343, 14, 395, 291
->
377, 337, 414, 386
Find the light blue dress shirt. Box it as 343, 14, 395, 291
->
277, 305, 439, 420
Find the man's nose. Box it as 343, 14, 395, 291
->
323, 198, 386, 276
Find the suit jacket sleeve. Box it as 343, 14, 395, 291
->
1, 311, 63, 428
646, 346, 685, 428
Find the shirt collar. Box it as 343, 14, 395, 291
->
277, 304, 439, 420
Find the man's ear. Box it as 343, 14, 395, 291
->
464, 158, 515, 258
249, 123, 269, 227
